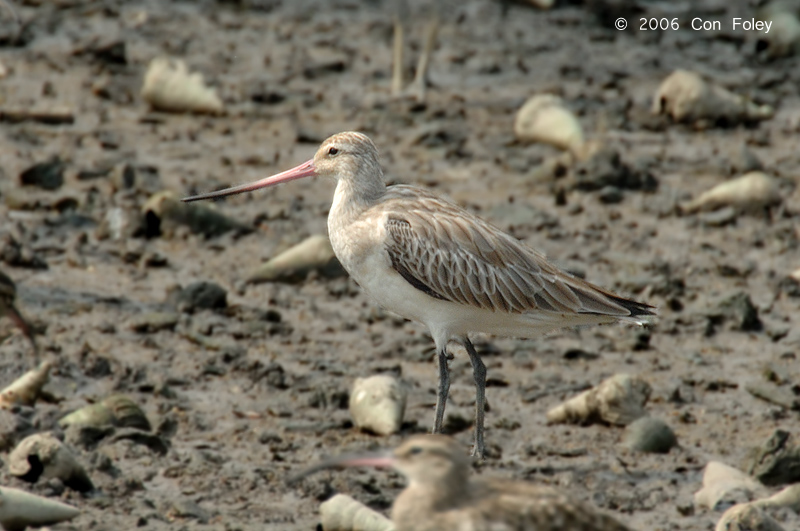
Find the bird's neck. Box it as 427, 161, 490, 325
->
329, 174, 385, 227
392, 476, 472, 526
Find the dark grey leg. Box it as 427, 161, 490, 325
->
433, 347, 450, 433
464, 338, 486, 458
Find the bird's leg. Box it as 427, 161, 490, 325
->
411, 13, 439, 102
432, 347, 450, 433
391, 14, 405, 97
464, 338, 487, 458
1, 299, 38, 360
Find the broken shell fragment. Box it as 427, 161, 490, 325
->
349, 375, 407, 436
0, 361, 52, 409
320, 493, 395, 531
694, 461, 767, 510
715, 503, 785, 531
141, 57, 223, 114
59, 394, 152, 431
514, 94, 584, 152
753, 484, 800, 513
9, 432, 94, 492
143, 190, 251, 238
546, 374, 651, 426
653, 70, 773, 126
247, 234, 345, 284
0, 486, 80, 531
681, 172, 784, 214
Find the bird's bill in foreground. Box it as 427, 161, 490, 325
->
288, 451, 395, 485
181, 159, 317, 203
1, 301, 37, 355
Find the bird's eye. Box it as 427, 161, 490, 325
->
408, 447, 423, 456
327, 147, 339, 156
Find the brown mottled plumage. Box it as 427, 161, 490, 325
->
183, 132, 655, 457
296, 435, 632, 531
0, 271, 37, 356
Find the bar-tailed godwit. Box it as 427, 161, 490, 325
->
183, 131, 655, 457
293, 434, 632, 531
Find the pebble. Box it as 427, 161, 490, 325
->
622, 416, 678, 454
18, 157, 65, 190
128, 311, 179, 333
748, 429, 800, 486
169, 281, 228, 313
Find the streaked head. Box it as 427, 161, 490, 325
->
182, 131, 382, 203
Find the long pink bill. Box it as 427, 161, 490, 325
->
287, 451, 395, 485
181, 159, 317, 203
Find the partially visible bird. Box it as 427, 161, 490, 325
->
0, 271, 38, 356
294, 434, 632, 531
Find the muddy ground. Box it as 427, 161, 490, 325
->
1, 0, 800, 529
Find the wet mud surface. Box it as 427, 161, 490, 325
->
1, 0, 800, 529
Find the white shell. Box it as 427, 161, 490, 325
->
715, 503, 785, 531
653, 70, 773, 125
9, 432, 93, 491
0, 486, 80, 531
349, 375, 407, 436
248, 234, 340, 283
141, 57, 223, 114
694, 461, 767, 510
0, 361, 52, 408
514, 94, 584, 152
546, 373, 651, 426
320, 493, 395, 531
682, 172, 783, 214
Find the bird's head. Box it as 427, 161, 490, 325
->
181, 131, 382, 203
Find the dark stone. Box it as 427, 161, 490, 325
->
172, 281, 228, 313
748, 429, 800, 486
19, 156, 65, 190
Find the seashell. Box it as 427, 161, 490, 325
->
546, 373, 651, 426
694, 461, 767, 510
142, 190, 251, 238
621, 416, 677, 454
714, 503, 785, 531
247, 234, 346, 284
755, 2, 800, 59
9, 432, 94, 492
790, 268, 800, 283
349, 375, 407, 436
141, 57, 223, 114
753, 484, 800, 513
514, 94, 584, 152
0, 361, 52, 409
320, 493, 395, 531
681, 172, 784, 214
653, 70, 773, 126
0, 485, 80, 531
59, 394, 152, 431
